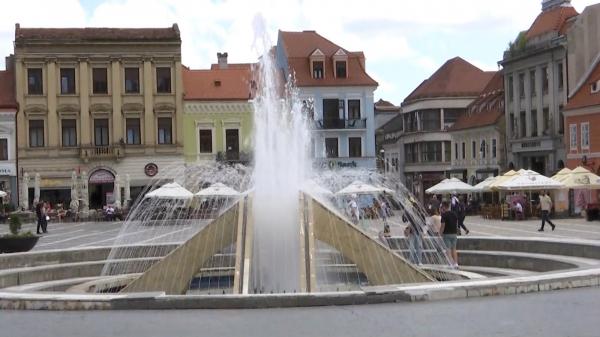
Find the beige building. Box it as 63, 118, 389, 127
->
14, 24, 184, 210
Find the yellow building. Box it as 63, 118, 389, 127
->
14, 24, 184, 210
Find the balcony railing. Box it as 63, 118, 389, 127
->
80, 145, 122, 161
315, 118, 367, 130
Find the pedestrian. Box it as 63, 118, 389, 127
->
347, 195, 360, 225
372, 198, 381, 220
538, 191, 556, 232
42, 201, 49, 233
376, 196, 389, 227
403, 208, 423, 266
428, 195, 440, 215
452, 195, 470, 235
35, 201, 43, 234
440, 201, 459, 268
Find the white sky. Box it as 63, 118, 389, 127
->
0, 0, 597, 103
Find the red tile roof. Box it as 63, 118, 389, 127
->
374, 99, 400, 112
0, 70, 17, 110
183, 64, 255, 101
525, 6, 578, 39
565, 61, 600, 111
448, 71, 504, 131
278, 30, 378, 87
403, 57, 494, 104
15, 24, 181, 43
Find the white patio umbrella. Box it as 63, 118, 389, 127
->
472, 176, 497, 192
301, 180, 334, 196
144, 182, 194, 200
559, 166, 600, 189
196, 183, 240, 197
425, 178, 474, 194
336, 180, 385, 195
551, 167, 572, 183
495, 171, 564, 191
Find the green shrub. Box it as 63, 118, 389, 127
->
9, 215, 22, 235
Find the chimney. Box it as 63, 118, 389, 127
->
217, 52, 228, 69
5, 55, 14, 71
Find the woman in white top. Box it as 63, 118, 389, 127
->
429, 208, 442, 235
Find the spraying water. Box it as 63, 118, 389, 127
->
250, 15, 312, 293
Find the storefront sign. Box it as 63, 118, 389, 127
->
145, 163, 158, 177
89, 169, 115, 184
0, 164, 16, 176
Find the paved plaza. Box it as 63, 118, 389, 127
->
2, 215, 598, 252
0, 286, 597, 337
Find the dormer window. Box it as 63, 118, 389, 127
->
335, 61, 347, 78
313, 61, 324, 79
591, 81, 600, 94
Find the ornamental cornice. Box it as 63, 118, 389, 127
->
184, 101, 253, 114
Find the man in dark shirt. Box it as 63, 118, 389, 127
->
440, 201, 459, 268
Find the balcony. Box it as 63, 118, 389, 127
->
80, 145, 123, 162
315, 118, 367, 130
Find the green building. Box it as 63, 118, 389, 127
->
183, 54, 254, 164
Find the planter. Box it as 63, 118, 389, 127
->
0, 236, 40, 253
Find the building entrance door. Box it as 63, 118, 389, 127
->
88, 169, 115, 209
530, 156, 546, 175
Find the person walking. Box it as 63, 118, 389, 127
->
403, 208, 423, 266
35, 201, 44, 235
451, 194, 469, 235
347, 195, 360, 225
440, 201, 459, 268
41, 201, 49, 233
538, 191, 556, 232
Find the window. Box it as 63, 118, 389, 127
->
312, 61, 324, 79
509, 113, 516, 139
421, 142, 442, 163
421, 109, 441, 131
543, 108, 550, 135
481, 139, 486, 159
461, 142, 466, 159
29, 120, 44, 148
301, 99, 315, 120
455, 143, 458, 160
225, 129, 239, 159
519, 111, 526, 138
542, 67, 548, 94
530, 70, 536, 97
443, 108, 462, 128
492, 139, 497, 158
125, 67, 140, 93
92, 68, 108, 94
157, 118, 172, 144
444, 141, 451, 162
348, 100, 360, 120
472, 141, 476, 159
335, 61, 346, 78
558, 62, 564, 90
508, 75, 514, 102
27, 68, 43, 95
126, 118, 141, 145
61, 119, 77, 147
199, 129, 213, 153
581, 123, 590, 149
558, 106, 564, 135
519, 73, 525, 99
405, 143, 418, 163
156, 67, 171, 93
94, 119, 109, 146
60, 68, 76, 94
0, 139, 7, 160
569, 124, 577, 150
349, 137, 362, 157
325, 138, 338, 158
531, 110, 538, 137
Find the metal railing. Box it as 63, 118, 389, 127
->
80, 145, 121, 160
315, 118, 366, 129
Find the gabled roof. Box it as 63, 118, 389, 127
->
278, 30, 378, 87
183, 64, 255, 101
374, 99, 400, 112
525, 5, 578, 39
403, 57, 494, 104
0, 70, 17, 110
15, 24, 181, 43
564, 60, 600, 111
448, 71, 504, 132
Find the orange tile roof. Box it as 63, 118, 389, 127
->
448, 71, 504, 131
374, 99, 400, 112
15, 24, 181, 43
403, 57, 494, 104
183, 64, 255, 101
525, 6, 578, 39
565, 61, 600, 111
279, 30, 378, 87
0, 70, 17, 110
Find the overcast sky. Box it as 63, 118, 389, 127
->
0, 0, 597, 104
